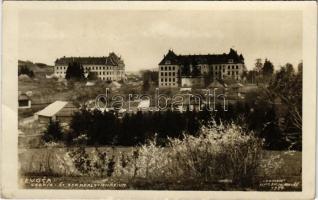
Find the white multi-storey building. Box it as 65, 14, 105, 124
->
158, 49, 246, 88
54, 52, 125, 81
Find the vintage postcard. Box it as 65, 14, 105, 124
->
1, 1, 317, 199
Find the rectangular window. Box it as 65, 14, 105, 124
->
172, 72, 175, 76
228, 66, 230, 69
173, 78, 175, 82
161, 72, 164, 76
161, 78, 163, 82
169, 78, 171, 82
228, 71, 230, 75
236, 65, 239, 69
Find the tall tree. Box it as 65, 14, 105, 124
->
65, 62, 85, 80
262, 59, 274, 77
191, 60, 201, 77
181, 62, 191, 76
297, 61, 303, 75
142, 79, 150, 92
267, 64, 302, 150
285, 63, 295, 75
254, 58, 263, 73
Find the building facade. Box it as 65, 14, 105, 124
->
158, 49, 246, 88
54, 52, 125, 81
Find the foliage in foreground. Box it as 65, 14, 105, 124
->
123, 122, 264, 186
33, 122, 266, 187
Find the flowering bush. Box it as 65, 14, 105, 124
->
113, 122, 264, 186
166, 122, 263, 185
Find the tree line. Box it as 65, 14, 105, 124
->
43, 100, 294, 150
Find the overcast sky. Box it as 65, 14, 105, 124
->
18, 10, 302, 71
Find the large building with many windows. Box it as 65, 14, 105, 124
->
158, 49, 246, 88
54, 52, 125, 81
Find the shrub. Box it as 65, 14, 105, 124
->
165, 122, 263, 186
42, 120, 64, 142
68, 147, 92, 175
113, 122, 263, 187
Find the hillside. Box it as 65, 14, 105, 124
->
18, 60, 54, 75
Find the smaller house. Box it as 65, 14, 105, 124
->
18, 93, 31, 109
34, 101, 78, 124
109, 81, 122, 90
208, 80, 227, 94
208, 80, 226, 89
86, 81, 95, 87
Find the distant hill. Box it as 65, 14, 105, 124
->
18, 60, 54, 75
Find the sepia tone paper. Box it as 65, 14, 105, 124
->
1, 1, 317, 199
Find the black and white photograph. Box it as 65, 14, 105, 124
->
1, 1, 317, 199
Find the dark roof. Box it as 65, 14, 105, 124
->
55, 52, 124, 66
159, 48, 244, 65
18, 94, 30, 101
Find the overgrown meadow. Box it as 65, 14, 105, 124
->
19, 121, 301, 190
